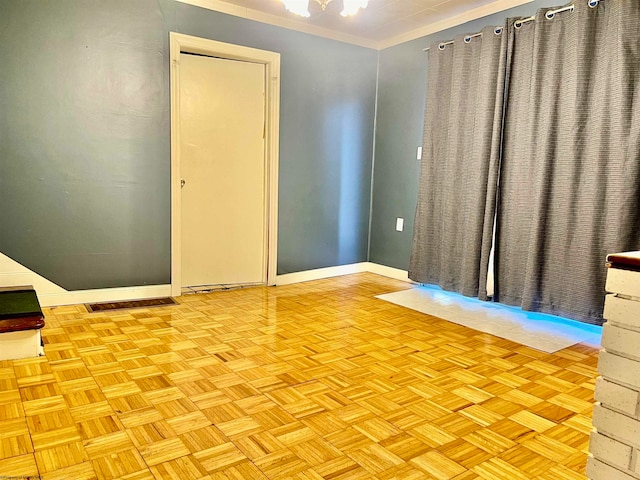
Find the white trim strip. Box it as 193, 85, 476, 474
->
41, 263, 407, 307
0, 252, 173, 308
379, 0, 533, 49
176, 0, 533, 51
40, 285, 172, 308
3, 254, 414, 309
276, 263, 370, 285
275, 262, 414, 286
365, 262, 415, 283
175, 0, 379, 49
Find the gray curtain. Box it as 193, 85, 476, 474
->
409, 26, 506, 297
496, 0, 640, 324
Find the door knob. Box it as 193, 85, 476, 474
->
181, 179, 186, 188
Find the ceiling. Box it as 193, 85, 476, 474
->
177, 0, 532, 49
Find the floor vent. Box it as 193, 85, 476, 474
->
86, 297, 178, 313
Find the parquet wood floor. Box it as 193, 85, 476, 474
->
0, 273, 599, 479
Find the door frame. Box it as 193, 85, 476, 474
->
169, 32, 280, 296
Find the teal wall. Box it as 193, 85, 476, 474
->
0, 0, 571, 291
0, 0, 378, 289
369, 0, 565, 270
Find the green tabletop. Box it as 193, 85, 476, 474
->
0, 288, 43, 320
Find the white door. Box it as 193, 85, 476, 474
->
179, 53, 266, 288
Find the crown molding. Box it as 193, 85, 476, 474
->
378, 0, 534, 49
175, 0, 380, 49
176, 0, 534, 51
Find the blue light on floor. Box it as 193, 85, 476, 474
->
416, 283, 603, 337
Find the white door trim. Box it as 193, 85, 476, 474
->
170, 32, 280, 296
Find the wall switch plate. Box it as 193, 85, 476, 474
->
396, 218, 404, 232
417, 146, 422, 160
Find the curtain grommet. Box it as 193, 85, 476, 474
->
464, 36, 471, 43
514, 20, 523, 29
494, 27, 503, 35
545, 11, 555, 20
588, 0, 599, 7
438, 43, 446, 50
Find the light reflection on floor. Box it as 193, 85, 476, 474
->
377, 284, 602, 353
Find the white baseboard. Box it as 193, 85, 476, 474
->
276, 263, 370, 285
46, 263, 407, 307
1, 251, 173, 308
42, 263, 406, 306
275, 262, 413, 286
3, 249, 409, 307
39, 285, 173, 308
364, 262, 414, 283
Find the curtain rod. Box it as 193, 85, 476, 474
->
515, 3, 576, 27
424, 0, 603, 52
423, 27, 501, 51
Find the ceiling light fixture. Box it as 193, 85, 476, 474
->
281, 0, 369, 18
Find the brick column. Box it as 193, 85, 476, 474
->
588, 252, 640, 480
